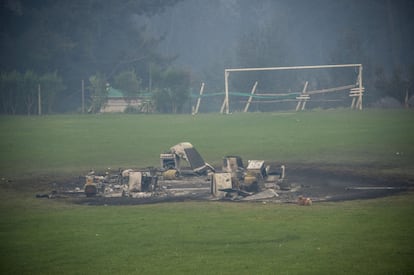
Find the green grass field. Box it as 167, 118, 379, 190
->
1, 193, 413, 274
0, 109, 413, 177
0, 110, 413, 274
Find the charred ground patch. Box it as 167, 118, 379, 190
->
20, 163, 414, 206
286, 164, 413, 202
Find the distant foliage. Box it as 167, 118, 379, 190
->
22, 71, 39, 116
123, 105, 141, 114
374, 66, 414, 105
151, 67, 191, 113
0, 0, 181, 112
0, 70, 65, 115
113, 70, 141, 98
88, 73, 108, 113
39, 72, 66, 114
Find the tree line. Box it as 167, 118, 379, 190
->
1, 0, 189, 114
0, 70, 64, 115
1, 0, 413, 114
0, 66, 191, 115
88, 66, 191, 114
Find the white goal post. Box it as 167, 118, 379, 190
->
221, 64, 364, 114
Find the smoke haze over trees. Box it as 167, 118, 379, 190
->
1, 0, 413, 113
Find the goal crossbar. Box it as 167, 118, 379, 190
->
225, 64, 362, 73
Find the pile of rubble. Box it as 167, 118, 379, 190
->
38, 142, 311, 204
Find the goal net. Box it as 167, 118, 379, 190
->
221, 64, 364, 113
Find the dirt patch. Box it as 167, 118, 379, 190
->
3, 164, 413, 205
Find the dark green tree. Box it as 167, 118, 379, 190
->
235, 23, 290, 92
88, 73, 107, 113
0, 0, 181, 112
113, 70, 141, 98
0, 70, 66, 115
22, 70, 38, 115
374, 66, 414, 105
0, 71, 22, 114
39, 72, 65, 114
152, 67, 191, 113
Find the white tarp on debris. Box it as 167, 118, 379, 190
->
128, 171, 142, 192
211, 172, 232, 198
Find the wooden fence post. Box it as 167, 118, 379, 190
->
38, 84, 41, 116
193, 82, 205, 115
244, 81, 258, 112
296, 81, 309, 111
82, 79, 85, 113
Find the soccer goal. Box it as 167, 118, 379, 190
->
220, 64, 364, 114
